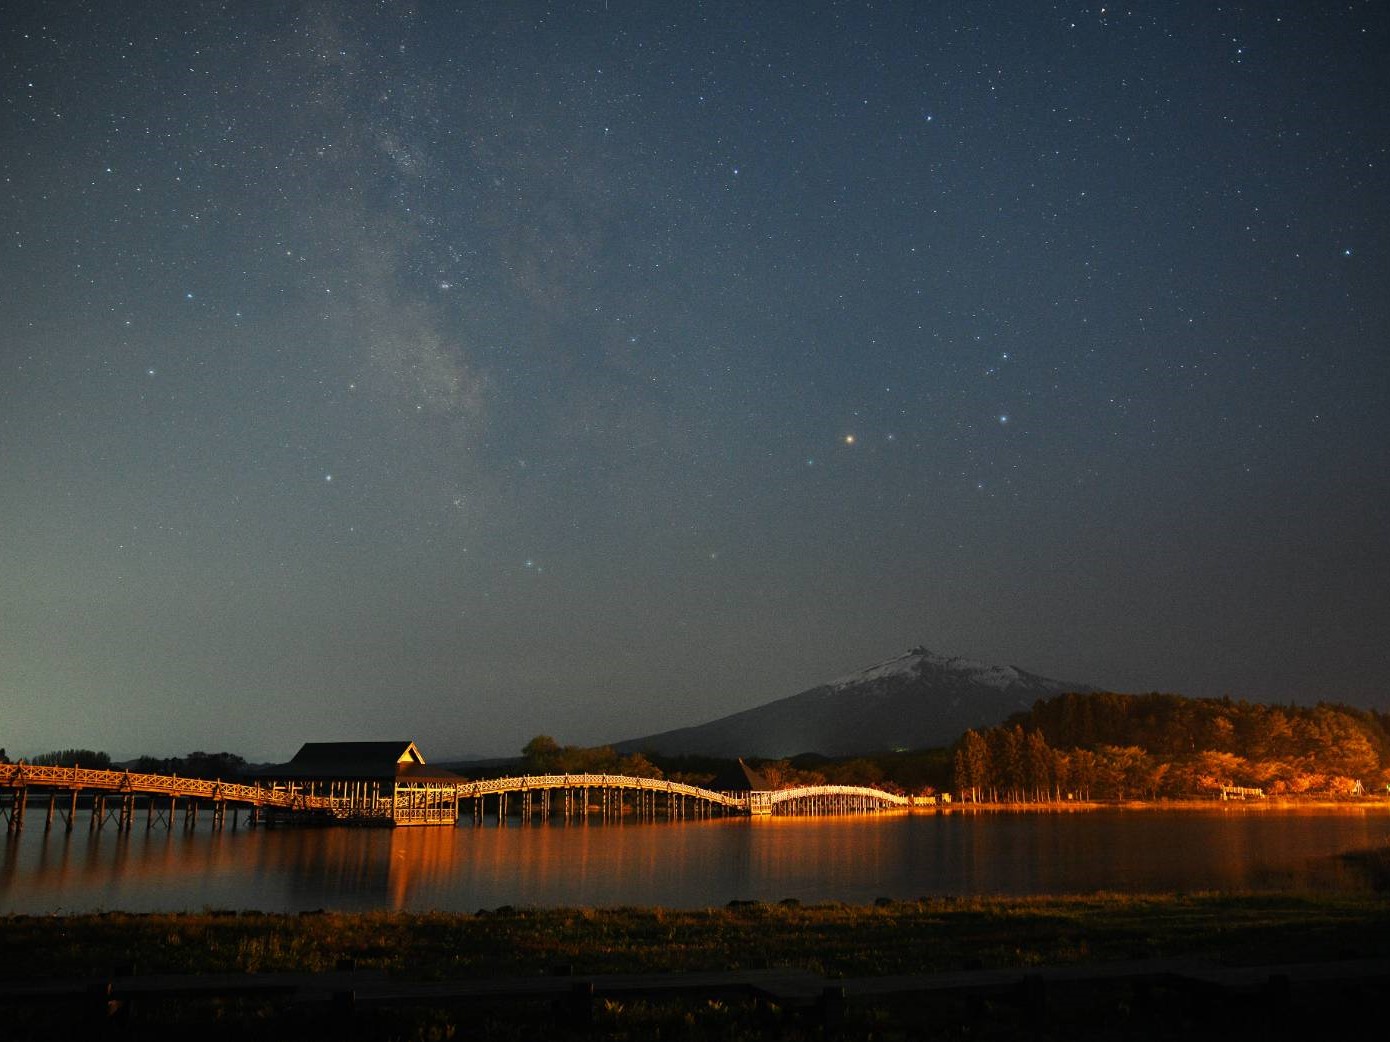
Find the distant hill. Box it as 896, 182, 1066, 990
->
614, 647, 1095, 758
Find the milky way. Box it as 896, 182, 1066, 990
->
2, 2, 1387, 760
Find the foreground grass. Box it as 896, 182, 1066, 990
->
4, 892, 1389, 978
3, 892, 1388, 1039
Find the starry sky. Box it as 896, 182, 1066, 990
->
3, 2, 1387, 763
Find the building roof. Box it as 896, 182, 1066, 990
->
738, 758, 772, 791
261, 741, 462, 782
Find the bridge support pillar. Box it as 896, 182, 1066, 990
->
7, 787, 25, 833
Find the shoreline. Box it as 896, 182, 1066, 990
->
936, 795, 1390, 812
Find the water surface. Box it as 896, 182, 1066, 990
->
2, 807, 1385, 914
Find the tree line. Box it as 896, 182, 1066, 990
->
7, 749, 112, 769
1, 748, 246, 780
519, 735, 665, 780
953, 692, 1390, 802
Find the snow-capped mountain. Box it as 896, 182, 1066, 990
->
614, 647, 1095, 757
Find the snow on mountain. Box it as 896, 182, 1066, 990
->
828, 648, 1028, 691
614, 646, 1095, 758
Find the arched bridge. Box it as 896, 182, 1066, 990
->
1, 762, 932, 831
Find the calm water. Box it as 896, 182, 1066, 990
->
2, 807, 1386, 914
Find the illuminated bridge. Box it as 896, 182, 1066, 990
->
1, 747, 933, 832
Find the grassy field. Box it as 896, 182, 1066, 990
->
2, 892, 1388, 978
2, 889, 1389, 1039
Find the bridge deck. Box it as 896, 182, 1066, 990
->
1, 763, 931, 831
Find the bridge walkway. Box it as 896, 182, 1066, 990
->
1, 763, 933, 832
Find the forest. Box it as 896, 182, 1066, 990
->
952, 692, 1390, 802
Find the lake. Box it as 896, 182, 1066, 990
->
2, 806, 1386, 914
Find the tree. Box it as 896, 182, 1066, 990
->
1068, 748, 1098, 801
826, 758, 888, 788
1023, 730, 1053, 802
32, 749, 110, 769
987, 726, 1024, 801
616, 752, 663, 780
181, 751, 247, 780
954, 730, 989, 802
521, 735, 563, 773
753, 760, 827, 790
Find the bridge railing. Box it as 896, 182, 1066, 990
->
457, 775, 922, 811
455, 774, 746, 808
0, 763, 317, 809
3, 764, 925, 816
766, 784, 913, 806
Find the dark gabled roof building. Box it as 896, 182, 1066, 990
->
271, 741, 463, 785
259, 741, 462, 826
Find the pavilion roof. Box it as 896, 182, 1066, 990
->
262, 741, 462, 782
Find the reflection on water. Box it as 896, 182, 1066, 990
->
2, 807, 1386, 914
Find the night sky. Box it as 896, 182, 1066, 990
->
4, 2, 1387, 763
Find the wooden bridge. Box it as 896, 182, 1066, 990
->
0, 762, 317, 833
0, 762, 931, 832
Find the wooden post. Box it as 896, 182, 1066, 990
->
11, 787, 26, 832
45, 791, 55, 831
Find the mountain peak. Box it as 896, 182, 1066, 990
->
616, 646, 1096, 758
828, 647, 1041, 692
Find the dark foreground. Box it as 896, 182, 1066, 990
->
2, 892, 1388, 1039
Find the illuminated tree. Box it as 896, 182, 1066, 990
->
1024, 730, 1053, 801
954, 730, 989, 802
